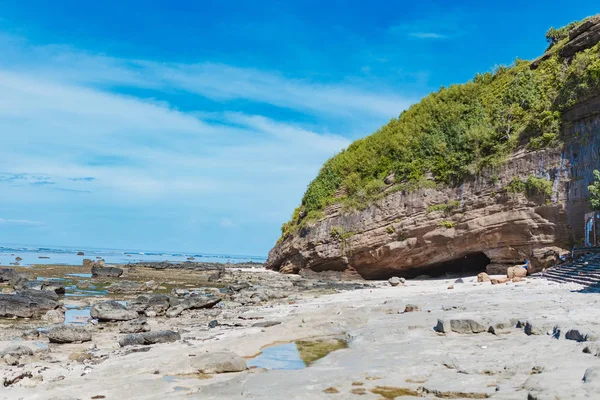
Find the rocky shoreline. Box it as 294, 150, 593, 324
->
1, 260, 600, 399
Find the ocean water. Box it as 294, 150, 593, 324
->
0, 243, 266, 267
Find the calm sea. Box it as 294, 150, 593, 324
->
0, 243, 266, 267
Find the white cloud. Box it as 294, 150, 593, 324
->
409, 32, 448, 40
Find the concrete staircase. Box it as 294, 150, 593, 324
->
540, 254, 600, 290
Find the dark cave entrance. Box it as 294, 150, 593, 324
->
403, 252, 491, 279
364, 252, 491, 280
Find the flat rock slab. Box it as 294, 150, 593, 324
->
91, 300, 138, 321
0, 345, 33, 357
107, 281, 146, 294
119, 330, 180, 347
48, 325, 92, 344
119, 318, 151, 333
0, 292, 60, 318
190, 351, 247, 374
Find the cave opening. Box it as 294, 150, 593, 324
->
362, 252, 491, 280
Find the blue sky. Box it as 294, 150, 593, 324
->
0, 1, 597, 256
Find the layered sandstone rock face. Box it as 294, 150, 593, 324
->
267, 98, 600, 280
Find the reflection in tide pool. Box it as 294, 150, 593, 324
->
66, 273, 93, 278
65, 307, 90, 325
247, 342, 307, 370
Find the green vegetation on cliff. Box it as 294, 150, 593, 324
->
280, 16, 600, 240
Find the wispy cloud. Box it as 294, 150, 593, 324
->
388, 13, 468, 41
408, 32, 448, 40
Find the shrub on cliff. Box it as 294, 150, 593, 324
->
280, 16, 600, 241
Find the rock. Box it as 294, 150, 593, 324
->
488, 321, 514, 335
449, 319, 488, 334
404, 304, 420, 312
48, 325, 92, 344
90, 300, 138, 321
512, 277, 524, 283
208, 320, 219, 328
454, 278, 464, 284
0, 268, 25, 285
166, 297, 221, 318
190, 351, 247, 374
583, 366, 600, 384
434, 319, 450, 333
15, 256, 23, 262
561, 19, 600, 59
491, 277, 510, 285
388, 276, 404, 286
106, 281, 145, 294
0, 292, 60, 318
0, 345, 33, 358
507, 266, 527, 279
119, 330, 180, 347
447, 285, 454, 290
119, 318, 151, 333
173, 288, 189, 296
485, 263, 511, 275
20, 280, 65, 294
565, 329, 589, 342
524, 321, 554, 336
252, 321, 282, 328
477, 273, 490, 283
77, 251, 85, 256
144, 280, 159, 290
91, 264, 123, 278
3, 354, 19, 366
42, 309, 65, 324
145, 310, 157, 318
68, 352, 92, 363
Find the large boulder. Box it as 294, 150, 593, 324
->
0, 268, 26, 286
449, 319, 488, 334
20, 280, 66, 294
48, 325, 92, 344
0, 345, 33, 358
476, 272, 490, 283
507, 266, 527, 279
91, 264, 123, 278
90, 300, 138, 321
127, 294, 170, 315
119, 330, 180, 347
0, 292, 60, 318
190, 351, 247, 374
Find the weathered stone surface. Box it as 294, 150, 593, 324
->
524, 321, 554, 336
106, 281, 145, 294
166, 297, 221, 318
491, 277, 510, 285
90, 300, 138, 321
119, 330, 180, 347
507, 266, 527, 279
20, 280, 66, 294
0, 292, 60, 318
119, 318, 151, 333
449, 319, 488, 334
42, 309, 66, 323
477, 272, 490, 283
388, 276, 403, 286
190, 351, 247, 374
91, 264, 123, 278
48, 325, 92, 344
0, 268, 26, 286
0, 345, 33, 358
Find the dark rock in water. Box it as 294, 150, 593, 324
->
77, 252, 85, 256
0, 291, 60, 318
91, 264, 123, 278
119, 318, 151, 333
208, 320, 219, 329
106, 281, 145, 294
15, 257, 22, 262
91, 300, 138, 321
48, 325, 92, 343
252, 321, 281, 328
119, 330, 180, 347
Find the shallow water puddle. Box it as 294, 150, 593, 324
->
65, 307, 91, 325
248, 339, 348, 370
66, 273, 93, 278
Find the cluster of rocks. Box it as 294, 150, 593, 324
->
477, 265, 527, 285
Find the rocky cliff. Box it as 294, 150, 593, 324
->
266, 17, 600, 279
